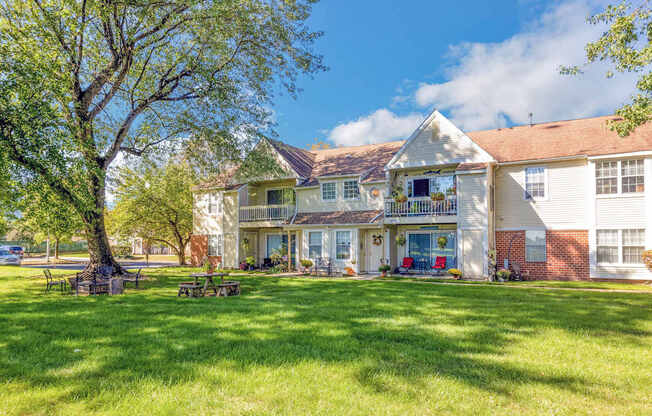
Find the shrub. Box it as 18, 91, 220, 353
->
378, 264, 391, 273
269, 264, 288, 274
300, 259, 313, 268
496, 268, 511, 281
245, 256, 256, 266
448, 268, 462, 278
643, 250, 652, 271
112, 245, 131, 257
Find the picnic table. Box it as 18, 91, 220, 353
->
178, 273, 240, 297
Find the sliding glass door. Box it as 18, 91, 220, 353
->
407, 231, 457, 269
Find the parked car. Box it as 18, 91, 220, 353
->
7, 246, 24, 258
0, 249, 20, 266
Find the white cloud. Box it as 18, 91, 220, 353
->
328, 109, 423, 146
414, 0, 637, 131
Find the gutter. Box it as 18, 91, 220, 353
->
497, 155, 587, 166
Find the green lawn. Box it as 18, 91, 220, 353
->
1, 267, 651, 415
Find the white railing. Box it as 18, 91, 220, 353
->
239, 204, 295, 222
384, 198, 457, 217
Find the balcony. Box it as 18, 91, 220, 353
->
239, 204, 295, 223
384, 198, 457, 219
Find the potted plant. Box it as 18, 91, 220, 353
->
496, 268, 511, 282
394, 192, 408, 203
448, 268, 462, 279
437, 235, 448, 249
300, 259, 313, 274
378, 264, 391, 277
396, 234, 406, 246
245, 256, 256, 271
431, 192, 445, 201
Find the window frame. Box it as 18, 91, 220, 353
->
525, 230, 546, 262
596, 229, 646, 265
307, 231, 323, 260
207, 234, 223, 257
620, 159, 645, 194
208, 192, 221, 214
343, 180, 360, 200
266, 187, 295, 205
321, 181, 337, 202
335, 230, 352, 261
524, 166, 548, 201
595, 159, 645, 197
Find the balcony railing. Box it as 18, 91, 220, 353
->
385, 198, 457, 217
239, 204, 295, 222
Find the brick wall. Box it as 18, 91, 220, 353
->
190, 235, 207, 266
496, 230, 589, 280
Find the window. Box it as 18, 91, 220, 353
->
266, 234, 283, 257
267, 188, 295, 205
335, 231, 351, 260
525, 230, 546, 262
308, 232, 322, 258
597, 230, 619, 264
621, 159, 645, 193
208, 193, 221, 214
622, 229, 645, 264
407, 176, 455, 198
208, 234, 223, 256
596, 159, 645, 195
524, 167, 546, 200
321, 182, 336, 201
343, 180, 360, 199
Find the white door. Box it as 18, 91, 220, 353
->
462, 230, 484, 277
366, 231, 383, 273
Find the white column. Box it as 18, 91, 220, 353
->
645, 158, 652, 249
587, 160, 597, 277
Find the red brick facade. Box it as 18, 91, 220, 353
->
496, 230, 590, 280
190, 234, 222, 267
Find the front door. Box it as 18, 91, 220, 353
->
366, 231, 383, 273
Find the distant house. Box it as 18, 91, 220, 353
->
191, 110, 652, 281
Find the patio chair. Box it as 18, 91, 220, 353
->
313, 257, 333, 276
44, 269, 67, 293
398, 257, 414, 274
431, 256, 447, 275
123, 268, 142, 289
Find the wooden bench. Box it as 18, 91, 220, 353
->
177, 282, 203, 297
217, 281, 240, 297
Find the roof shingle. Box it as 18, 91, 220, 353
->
292, 210, 384, 225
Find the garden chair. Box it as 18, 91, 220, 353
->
431, 256, 447, 275
44, 269, 67, 293
398, 257, 414, 274
123, 268, 142, 289
313, 257, 332, 276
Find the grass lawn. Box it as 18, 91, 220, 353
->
1, 267, 651, 415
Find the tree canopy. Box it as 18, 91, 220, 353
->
562, 0, 652, 135
107, 159, 195, 265
0, 0, 325, 274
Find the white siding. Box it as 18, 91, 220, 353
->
296, 181, 386, 213
495, 160, 588, 230
193, 191, 223, 235
458, 173, 487, 230
596, 197, 646, 228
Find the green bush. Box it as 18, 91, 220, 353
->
112, 245, 132, 257
300, 259, 313, 268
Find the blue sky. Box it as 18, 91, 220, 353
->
272, 0, 636, 149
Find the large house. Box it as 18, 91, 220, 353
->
191, 110, 652, 281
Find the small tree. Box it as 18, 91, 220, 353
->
108, 160, 194, 265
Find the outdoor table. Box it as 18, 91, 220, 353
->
186, 272, 231, 297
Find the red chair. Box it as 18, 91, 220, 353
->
398, 257, 414, 274
431, 256, 446, 275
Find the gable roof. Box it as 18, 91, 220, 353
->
468, 115, 652, 163
298, 141, 404, 187
266, 139, 315, 178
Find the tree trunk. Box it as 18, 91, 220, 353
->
54, 238, 60, 259
79, 175, 123, 279
175, 239, 187, 266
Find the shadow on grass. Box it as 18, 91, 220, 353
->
0, 270, 650, 407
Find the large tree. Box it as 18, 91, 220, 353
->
0, 0, 324, 276
562, 0, 651, 135
107, 160, 194, 265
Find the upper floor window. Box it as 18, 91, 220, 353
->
267, 188, 295, 205
208, 193, 221, 214
407, 176, 455, 198
321, 182, 336, 201
596, 159, 644, 195
343, 180, 360, 200
524, 167, 546, 200
525, 230, 546, 262
621, 159, 645, 193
